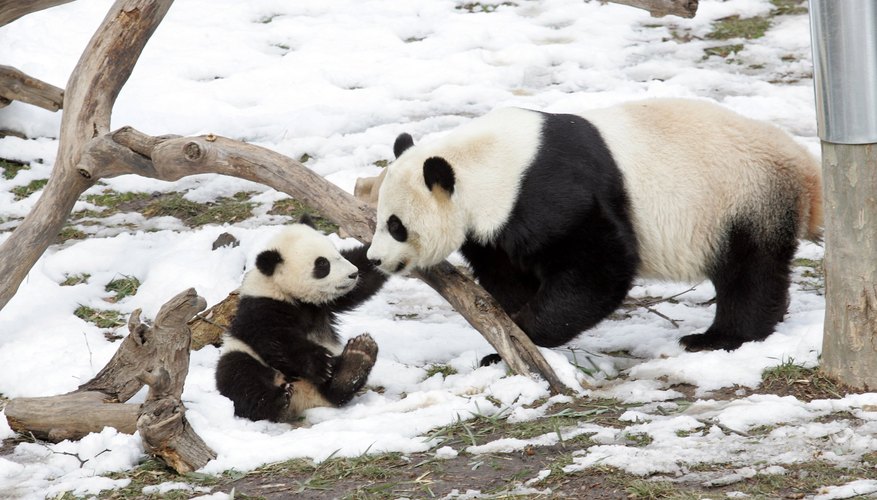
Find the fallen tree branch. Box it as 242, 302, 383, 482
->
77, 128, 570, 393
603, 0, 698, 18
5, 289, 215, 473
0, 65, 64, 112
0, 0, 75, 27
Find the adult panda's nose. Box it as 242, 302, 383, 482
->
369, 259, 382, 267
348, 271, 359, 280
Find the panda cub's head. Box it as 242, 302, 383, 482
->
241, 219, 359, 305
367, 133, 467, 275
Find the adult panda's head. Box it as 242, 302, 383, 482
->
241, 218, 360, 304
367, 133, 468, 275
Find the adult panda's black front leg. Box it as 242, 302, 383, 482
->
331, 245, 390, 313
460, 240, 540, 316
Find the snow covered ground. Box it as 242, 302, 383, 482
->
1, 0, 874, 498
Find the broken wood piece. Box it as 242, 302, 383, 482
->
5, 288, 216, 474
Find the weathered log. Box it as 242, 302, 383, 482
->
4, 391, 139, 442
4, 287, 213, 475
75, 128, 569, 393
0, 65, 64, 112
603, 0, 698, 18
0, 0, 75, 27
0, 0, 174, 312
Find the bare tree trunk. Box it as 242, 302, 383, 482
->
820, 143, 877, 390
0, 0, 173, 311
0, 0, 75, 27
0, 65, 64, 111
5, 289, 215, 473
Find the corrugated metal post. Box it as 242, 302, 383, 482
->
809, 0, 877, 390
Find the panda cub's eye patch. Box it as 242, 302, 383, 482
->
387, 214, 408, 243
313, 256, 330, 279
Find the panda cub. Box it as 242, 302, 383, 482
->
367, 98, 822, 355
216, 217, 388, 423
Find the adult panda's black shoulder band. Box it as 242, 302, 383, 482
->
256, 249, 283, 276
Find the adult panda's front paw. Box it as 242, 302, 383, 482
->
680, 331, 746, 352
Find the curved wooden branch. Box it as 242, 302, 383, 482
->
0, 65, 64, 111
0, 0, 75, 27
0, 0, 173, 312
78, 128, 570, 393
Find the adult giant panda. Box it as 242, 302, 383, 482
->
367, 98, 822, 355
216, 217, 388, 422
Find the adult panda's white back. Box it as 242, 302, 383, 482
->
580, 98, 822, 281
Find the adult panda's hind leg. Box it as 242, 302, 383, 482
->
680, 223, 796, 352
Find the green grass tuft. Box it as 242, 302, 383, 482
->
707, 16, 771, 41
1, 158, 29, 180
105, 275, 140, 302
12, 179, 48, 200
60, 273, 90, 286
74, 306, 125, 329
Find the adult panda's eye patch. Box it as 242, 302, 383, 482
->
387, 214, 408, 242
313, 256, 330, 279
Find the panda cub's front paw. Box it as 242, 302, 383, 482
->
300, 347, 337, 385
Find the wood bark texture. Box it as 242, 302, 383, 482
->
0, 65, 64, 111
604, 0, 698, 18
0, 0, 75, 27
76, 128, 569, 393
820, 143, 877, 390
135, 288, 216, 473
5, 288, 214, 474
0, 0, 174, 312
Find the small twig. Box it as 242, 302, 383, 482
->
696, 418, 750, 438
643, 306, 682, 328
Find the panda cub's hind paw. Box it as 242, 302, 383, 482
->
327, 333, 379, 398
344, 333, 379, 362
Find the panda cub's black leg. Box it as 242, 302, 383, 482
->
216, 352, 291, 422
320, 333, 379, 406
680, 224, 796, 352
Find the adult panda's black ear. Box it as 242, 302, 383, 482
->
423, 157, 455, 195
393, 133, 414, 158
255, 249, 283, 276
299, 213, 316, 229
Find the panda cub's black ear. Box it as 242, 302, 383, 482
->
393, 133, 414, 159
423, 157, 455, 195
255, 249, 283, 276
299, 213, 316, 229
